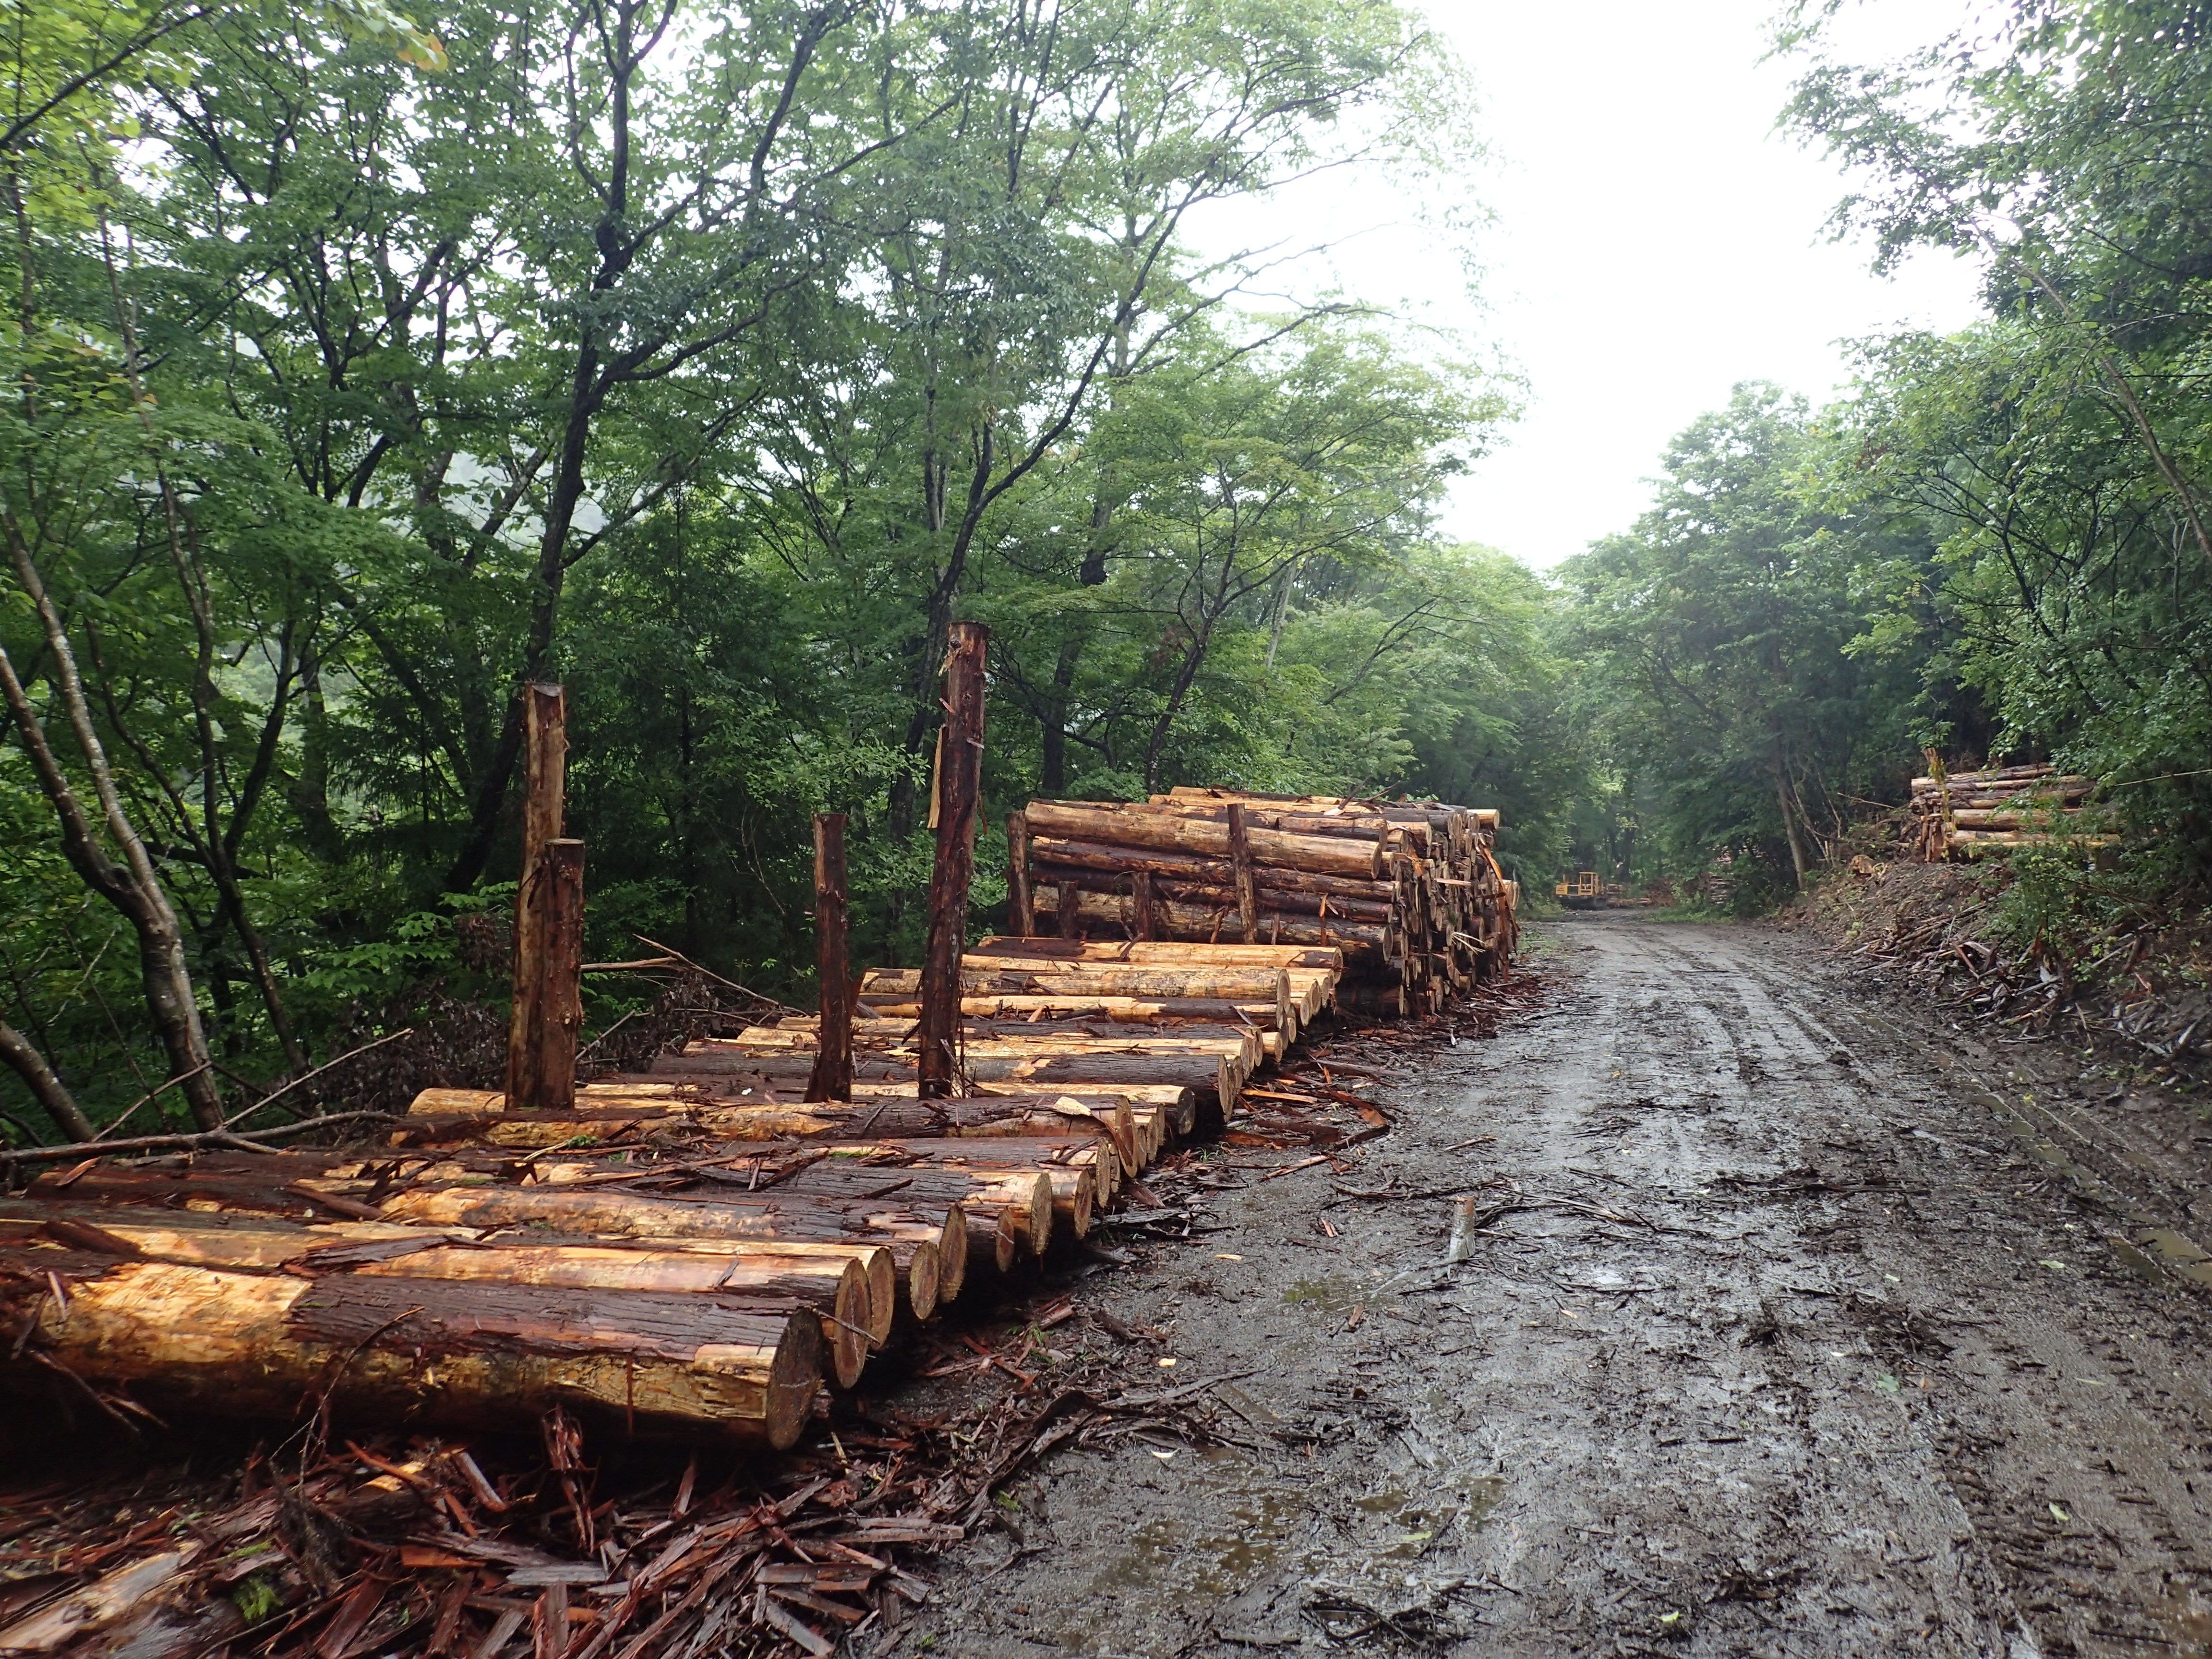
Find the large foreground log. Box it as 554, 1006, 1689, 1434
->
0, 1254, 821, 1446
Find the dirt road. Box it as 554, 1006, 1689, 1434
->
897, 914, 2212, 1658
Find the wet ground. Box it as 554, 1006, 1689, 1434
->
895, 914, 2212, 1658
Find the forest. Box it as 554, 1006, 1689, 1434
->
2, 0, 2208, 1142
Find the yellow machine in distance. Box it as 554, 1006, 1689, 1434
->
1554, 870, 1605, 909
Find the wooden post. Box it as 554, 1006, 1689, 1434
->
508, 684, 580, 1112
1226, 803, 1260, 944
1006, 811, 1032, 938
1132, 870, 1156, 941
509, 838, 585, 1112
918, 622, 988, 1100
1057, 880, 1082, 939
804, 813, 852, 1103
520, 682, 566, 865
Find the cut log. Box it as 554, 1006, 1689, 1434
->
32, 1160, 962, 1320
0, 1205, 893, 1351
0, 1254, 822, 1445
1034, 887, 1388, 955
1022, 803, 1382, 879
657, 1041, 1236, 1114
852, 993, 1288, 1034
967, 938, 1344, 972
857, 965, 1289, 1002
392, 1093, 1139, 1172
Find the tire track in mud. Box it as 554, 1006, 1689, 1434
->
895, 916, 2212, 1659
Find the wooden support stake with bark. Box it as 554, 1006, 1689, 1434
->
507, 684, 578, 1112
1006, 811, 1032, 939
510, 840, 585, 1113
918, 623, 988, 1100
1056, 879, 1081, 939
1226, 803, 1260, 945
805, 813, 852, 1104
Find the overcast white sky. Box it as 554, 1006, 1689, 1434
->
1219, 0, 1991, 570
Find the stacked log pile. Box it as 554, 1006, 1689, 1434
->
1910, 763, 2113, 858
0, 936, 1347, 1449
1007, 790, 1513, 1016
0, 647, 1519, 1659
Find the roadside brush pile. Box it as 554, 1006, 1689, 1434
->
1009, 789, 1516, 1017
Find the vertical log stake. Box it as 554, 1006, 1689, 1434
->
508, 684, 579, 1112
1226, 802, 1260, 944
1056, 880, 1082, 940
918, 623, 988, 1099
509, 838, 585, 1112
1005, 811, 1032, 939
805, 812, 852, 1103
1132, 870, 1156, 941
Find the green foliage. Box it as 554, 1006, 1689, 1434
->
1785, 0, 2212, 856
1556, 385, 1928, 903
0, 0, 1554, 1140
1980, 840, 2193, 973
1551, 0, 2212, 905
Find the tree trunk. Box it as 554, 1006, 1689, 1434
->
0, 555, 221, 1130
1773, 752, 1808, 890
0, 1018, 93, 1141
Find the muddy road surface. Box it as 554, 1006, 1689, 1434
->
895, 914, 2212, 1658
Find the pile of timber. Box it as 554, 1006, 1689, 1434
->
1006, 789, 1513, 1016
0, 938, 1346, 1451
1910, 763, 2113, 858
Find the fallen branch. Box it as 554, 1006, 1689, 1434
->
220, 1028, 418, 1125
0, 1110, 396, 1166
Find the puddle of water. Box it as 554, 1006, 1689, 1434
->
1081, 1456, 1306, 1605
1283, 1275, 1362, 1314
2153, 1583, 2212, 1659
1352, 1474, 1510, 1559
